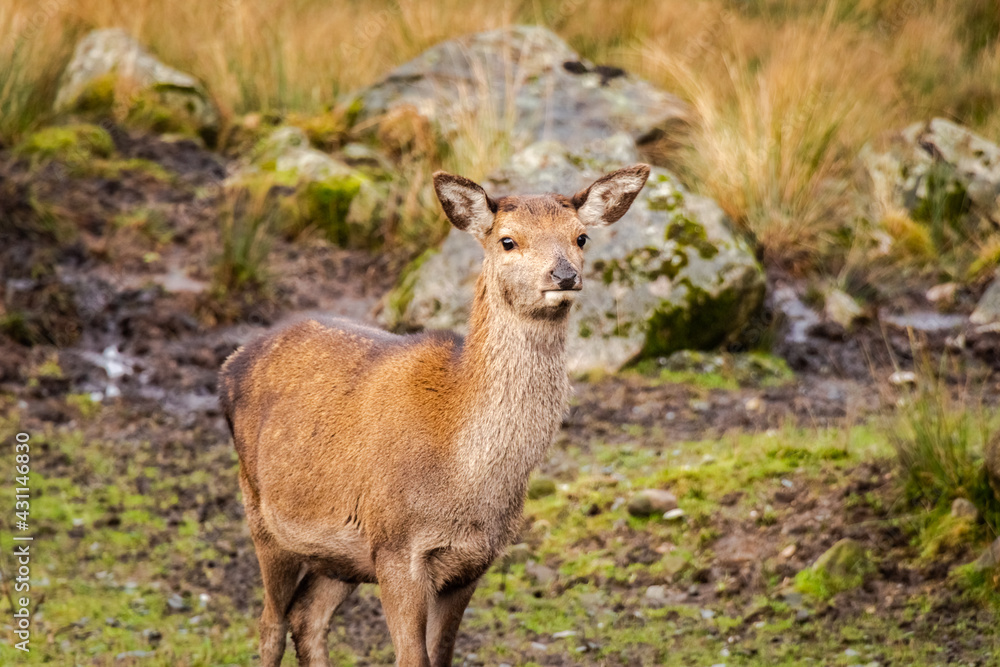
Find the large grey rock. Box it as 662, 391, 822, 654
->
351, 26, 688, 152
381, 135, 765, 372
971, 277, 1000, 326
55, 29, 219, 138
862, 118, 1000, 222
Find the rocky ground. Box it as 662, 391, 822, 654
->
1, 126, 999, 666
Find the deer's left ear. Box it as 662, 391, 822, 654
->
572, 164, 651, 227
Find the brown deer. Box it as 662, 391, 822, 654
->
219, 163, 650, 666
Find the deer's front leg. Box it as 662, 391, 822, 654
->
427, 579, 478, 667
376, 552, 431, 667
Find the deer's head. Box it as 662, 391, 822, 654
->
433, 164, 650, 322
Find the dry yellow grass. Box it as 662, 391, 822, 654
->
3, 0, 1000, 273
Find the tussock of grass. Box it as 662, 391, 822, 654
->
5, 1, 1000, 273
212, 184, 275, 300
884, 355, 1000, 535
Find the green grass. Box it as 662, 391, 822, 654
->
0, 408, 997, 665
886, 358, 1000, 533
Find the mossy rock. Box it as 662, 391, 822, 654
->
298, 173, 369, 247
55, 29, 220, 144
381, 247, 439, 331
14, 124, 114, 166
527, 477, 557, 500
381, 137, 765, 372
794, 538, 873, 599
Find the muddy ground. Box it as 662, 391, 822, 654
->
1, 129, 999, 665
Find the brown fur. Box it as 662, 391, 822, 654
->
220, 164, 650, 666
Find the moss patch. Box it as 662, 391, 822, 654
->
66, 74, 217, 145
642, 280, 763, 358
299, 174, 366, 246
14, 123, 115, 166
381, 247, 438, 331
795, 538, 874, 600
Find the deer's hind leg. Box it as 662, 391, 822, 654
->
289, 573, 357, 666
255, 541, 304, 667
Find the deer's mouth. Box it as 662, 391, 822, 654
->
542, 289, 580, 305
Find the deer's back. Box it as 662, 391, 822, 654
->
220, 318, 464, 512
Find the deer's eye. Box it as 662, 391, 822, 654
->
501, 237, 517, 251
577, 234, 589, 248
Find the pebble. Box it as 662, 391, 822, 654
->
926, 282, 958, 304
166, 594, 187, 611
645, 585, 668, 601
627, 489, 679, 517
663, 508, 686, 521
780, 544, 797, 559
552, 630, 577, 639
525, 560, 557, 585
116, 651, 154, 660
530, 642, 548, 651
889, 370, 917, 386
950, 497, 979, 521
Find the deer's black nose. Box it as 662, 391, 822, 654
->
551, 257, 580, 290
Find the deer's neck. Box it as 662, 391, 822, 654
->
456, 276, 571, 512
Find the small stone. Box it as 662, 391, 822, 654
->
950, 498, 979, 521
926, 282, 958, 305
889, 370, 917, 386
780, 544, 797, 559
527, 476, 557, 499
845, 648, 860, 657
166, 594, 187, 611
525, 560, 557, 585
116, 651, 155, 660
971, 536, 1000, 571
627, 489, 678, 517
645, 585, 668, 601
824, 288, 864, 329
744, 397, 763, 412
700, 608, 715, 619
552, 630, 577, 639
663, 508, 686, 521
530, 642, 548, 652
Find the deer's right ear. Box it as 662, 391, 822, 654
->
433, 171, 497, 240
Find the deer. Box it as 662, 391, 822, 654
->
218, 163, 651, 666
